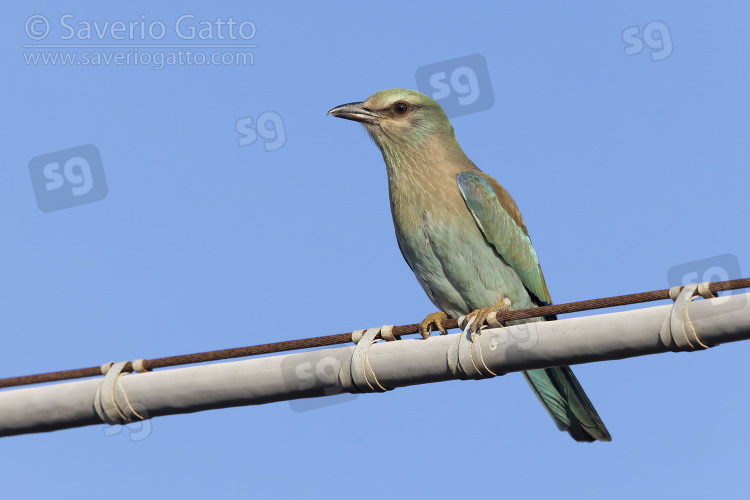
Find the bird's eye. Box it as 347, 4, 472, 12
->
393, 102, 408, 114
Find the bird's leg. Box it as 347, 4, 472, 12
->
418, 311, 449, 339
464, 297, 512, 334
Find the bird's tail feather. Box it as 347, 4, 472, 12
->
523, 366, 611, 442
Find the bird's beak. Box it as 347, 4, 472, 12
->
327, 102, 381, 125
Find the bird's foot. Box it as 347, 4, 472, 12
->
464, 298, 512, 335
418, 311, 449, 339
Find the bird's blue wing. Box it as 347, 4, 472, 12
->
456, 171, 551, 305
458, 170, 611, 442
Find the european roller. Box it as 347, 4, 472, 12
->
329, 88, 610, 442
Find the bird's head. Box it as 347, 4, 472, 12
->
328, 88, 454, 152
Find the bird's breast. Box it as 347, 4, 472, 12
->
388, 174, 532, 317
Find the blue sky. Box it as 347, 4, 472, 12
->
2, 1, 749, 498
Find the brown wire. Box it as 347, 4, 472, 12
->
2, 277, 748, 390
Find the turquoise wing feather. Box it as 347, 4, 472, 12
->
456, 171, 550, 304
457, 170, 611, 442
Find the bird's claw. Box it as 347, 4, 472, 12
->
418, 311, 449, 339
464, 298, 512, 335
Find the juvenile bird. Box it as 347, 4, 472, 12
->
328, 88, 610, 442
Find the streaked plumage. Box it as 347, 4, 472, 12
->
329, 88, 610, 442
